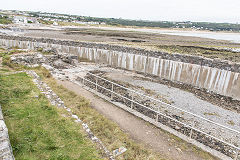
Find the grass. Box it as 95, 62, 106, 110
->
0, 48, 33, 70
0, 17, 12, 24
64, 28, 151, 39
36, 47, 55, 55
38, 19, 54, 25
0, 68, 11, 73
227, 120, 235, 126
58, 21, 86, 27
167, 134, 217, 160
35, 67, 167, 160
0, 72, 102, 159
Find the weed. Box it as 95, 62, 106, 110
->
203, 112, 220, 117
227, 120, 235, 126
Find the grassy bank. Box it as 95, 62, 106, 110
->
0, 72, 102, 160
35, 68, 167, 160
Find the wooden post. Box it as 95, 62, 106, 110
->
156, 114, 159, 122
189, 121, 195, 139
130, 94, 133, 109
95, 78, 98, 91
234, 149, 239, 160
111, 83, 114, 100
156, 107, 159, 122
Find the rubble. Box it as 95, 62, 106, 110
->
10, 52, 77, 69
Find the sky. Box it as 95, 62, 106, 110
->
1, 0, 240, 23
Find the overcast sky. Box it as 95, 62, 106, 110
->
1, 0, 240, 23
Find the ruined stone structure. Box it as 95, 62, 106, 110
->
0, 35, 239, 101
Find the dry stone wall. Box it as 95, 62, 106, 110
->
0, 105, 14, 160
0, 35, 239, 101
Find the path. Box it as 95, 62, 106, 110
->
57, 80, 218, 160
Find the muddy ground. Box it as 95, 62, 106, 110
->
20, 25, 240, 62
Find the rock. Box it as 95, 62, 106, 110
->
66, 108, 71, 112
52, 59, 68, 69
91, 136, 98, 141
175, 125, 181, 130
74, 119, 82, 123
58, 53, 78, 65
82, 123, 88, 129
112, 147, 127, 157
36, 53, 43, 58
176, 148, 182, 153
42, 48, 57, 54
72, 115, 78, 119
32, 64, 39, 68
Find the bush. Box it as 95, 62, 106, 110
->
0, 17, 12, 24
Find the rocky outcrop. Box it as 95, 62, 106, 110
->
10, 52, 78, 69
0, 105, 15, 160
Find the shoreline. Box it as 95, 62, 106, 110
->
58, 25, 240, 43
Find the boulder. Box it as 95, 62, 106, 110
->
52, 59, 68, 69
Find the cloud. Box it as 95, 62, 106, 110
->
1, 0, 240, 23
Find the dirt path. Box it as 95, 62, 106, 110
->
57, 80, 217, 160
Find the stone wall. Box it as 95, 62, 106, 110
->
0, 35, 239, 72
0, 105, 15, 160
0, 36, 240, 101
